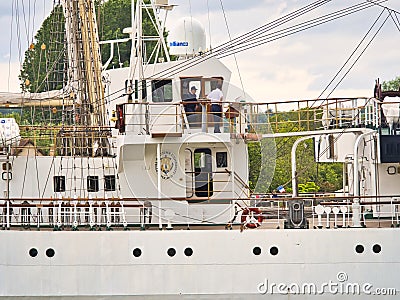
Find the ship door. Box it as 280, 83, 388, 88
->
194, 148, 213, 197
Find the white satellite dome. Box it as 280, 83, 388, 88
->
167, 17, 206, 57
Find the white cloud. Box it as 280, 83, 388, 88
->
0, 0, 399, 103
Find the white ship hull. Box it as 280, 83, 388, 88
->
1, 228, 399, 299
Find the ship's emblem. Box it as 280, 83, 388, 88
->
155, 151, 177, 179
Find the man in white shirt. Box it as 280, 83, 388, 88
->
207, 83, 223, 133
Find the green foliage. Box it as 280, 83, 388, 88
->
98, 0, 163, 67
298, 181, 319, 193
248, 142, 261, 190
382, 76, 400, 91
19, 5, 65, 93
248, 108, 343, 193
20, 0, 165, 92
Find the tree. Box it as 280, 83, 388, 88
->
19, 5, 65, 92
382, 76, 400, 91
248, 108, 344, 193
20, 0, 164, 93
98, 0, 162, 68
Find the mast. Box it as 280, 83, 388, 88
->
63, 0, 105, 126
62, 0, 108, 156
128, 0, 172, 91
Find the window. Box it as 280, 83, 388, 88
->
2, 163, 11, 171
104, 175, 116, 191
194, 152, 206, 168
54, 176, 66, 192
151, 80, 172, 102
181, 77, 201, 99
204, 77, 223, 96
216, 152, 228, 168
87, 176, 99, 192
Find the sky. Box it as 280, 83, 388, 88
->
1, 0, 400, 102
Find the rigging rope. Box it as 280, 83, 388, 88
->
274, 10, 390, 190
206, 0, 212, 50
317, 7, 387, 99
103, 0, 334, 101
218, 0, 245, 99
105, 0, 386, 105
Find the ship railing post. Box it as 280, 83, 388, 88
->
72, 195, 78, 230
57, 196, 62, 229
6, 198, 10, 229
37, 205, 41, 229
311, 198, 315, 228
140, 202, 145, 230
201, 101, 208, 133
277, 199, 280, 229
120, 196, 128, 229
105, 199, 111, 230
89, 198, 95, 229
52, 202, 57, 228
391, 197, 394, 227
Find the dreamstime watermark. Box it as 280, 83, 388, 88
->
257, 272, 397, 296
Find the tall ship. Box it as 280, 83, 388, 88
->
1, 0, 400, 298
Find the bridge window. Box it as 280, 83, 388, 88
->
151, 80, 172, 102
87, 176, 99, 192
216, 152, 228, 168
181, 77, 201, 99
104, 175, 116, 191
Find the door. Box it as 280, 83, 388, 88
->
194, 148, 213, 197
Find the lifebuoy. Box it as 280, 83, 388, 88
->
241, 207, 263, 228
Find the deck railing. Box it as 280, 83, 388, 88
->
2, 97, 387, 156
1, 194, 400, 230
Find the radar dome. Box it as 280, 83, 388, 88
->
167, 17, 206, 57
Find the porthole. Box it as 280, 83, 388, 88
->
355, 244, 364, 254
372, 244, 381, 254
184, 247, 193, 257
29, 248, 38, 258
167, 248, 176, 257
253, 246, 262, 256
46, 248, 55, 258
132, 248, 142, 257
270, 246, 279, 256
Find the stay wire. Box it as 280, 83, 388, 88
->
8, 1, 15, 92
104, 0, 354, 103
206, 0, 212, 50
285, 10, 387, 187
316, 7, 387, 100
275, 21, 387, 170
219, 0, 245, 98
119, 0, 329, 92
271, 5, 387, 146
367, 0, 400, 14
137, 1, 378, 100
212, 0, 331, 55
389, 11, 400, 32
217, 1, 386, 59
272, 9, 390, 187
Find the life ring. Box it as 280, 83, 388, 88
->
241, 207, 263, 228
